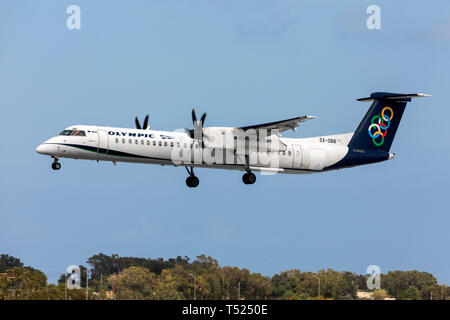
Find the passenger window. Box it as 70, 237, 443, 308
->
177, 142, 180, 148
170, 142, 174, 147
135, 140, 138, 144
159, 141, 162, 146
282, 151, 286, 156
164, 142, 168, 147
141, 140, 144, 145
122, 139, 125, 144
288, 151, 292, 156
129, 139, 132, 144
147, 140, 150, 146
153, 141, 156, 146
115, 138, 119, 143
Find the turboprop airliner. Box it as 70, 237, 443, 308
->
36, 92, 429, 187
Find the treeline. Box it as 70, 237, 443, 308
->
0, 253, 448, 300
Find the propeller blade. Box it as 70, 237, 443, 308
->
192, 109, 197, 126
200, 113, 207, 126
142, 115, 149, 130
189, 109, 206, 143
135, 116, 141, 129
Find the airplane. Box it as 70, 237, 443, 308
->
36, 92, 429, 187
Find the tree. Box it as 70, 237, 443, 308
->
154, 269, 180, 300
220, 266, 260, 300
3, 267, 47, 299
271, 270, 306, 299
108, 266, 157, 300
399, 286, 421, 300
87, 253, 121, 280
160, 265, 192, 299
86, 253, 190, 280
297, 272, 320, 298
421, 285, 446, 300
382, 270, 436, 299
316, 269, 356, 299
190, 255, 219, 273
246, 273, 272, 300
0, 255, 24, 273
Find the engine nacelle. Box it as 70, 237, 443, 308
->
202, 127, 287, 152
202, 127, 236, 149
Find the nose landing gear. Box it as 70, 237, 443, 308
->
185, 167, 199, 188
51, 158, 61, 171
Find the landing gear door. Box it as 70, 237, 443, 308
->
293, 145, 302, 169
97, 130, 109, 154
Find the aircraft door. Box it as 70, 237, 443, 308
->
97, 130, 109, 154
292, 145, 302, 168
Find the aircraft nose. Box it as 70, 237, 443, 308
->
36, 143, 50, 155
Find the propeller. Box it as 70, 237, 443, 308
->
135, 115, 149, 130
187, 109, 206, 144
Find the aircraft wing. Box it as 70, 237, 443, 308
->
238, 115, 316, 133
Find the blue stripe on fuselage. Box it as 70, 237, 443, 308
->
326, 148, 390, 170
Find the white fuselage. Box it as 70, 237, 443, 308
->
36, 125, 355, 174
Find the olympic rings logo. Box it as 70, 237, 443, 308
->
368, 106, 394, 146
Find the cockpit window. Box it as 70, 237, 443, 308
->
59, 130, 73, 136
71, 130, 86, 136
58, 130, 86, 136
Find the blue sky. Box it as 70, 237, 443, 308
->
1, 0, 449, 285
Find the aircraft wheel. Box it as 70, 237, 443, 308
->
242, 172, 256, 185
52, 162, 61, 171
186, 176, 199, 188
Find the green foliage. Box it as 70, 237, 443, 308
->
399, 286, 421, 300
154, 269, 180, 299
0, 253, 447, 300
87, 253, 190, 280
271, 269, 357, 300
0, 254, 24, 273
382, 270, 437, 299
421, 285, 449, 300
108, 266, 157, 300
271, 270, 307, 299
0, 267, 47, 300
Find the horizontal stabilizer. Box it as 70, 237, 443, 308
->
357, 92, 431, 102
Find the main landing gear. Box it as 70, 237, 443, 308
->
185, 167, 199, 188
242, 172, 256, 185
51, 157, 61, 171
241, 154, 256, 185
